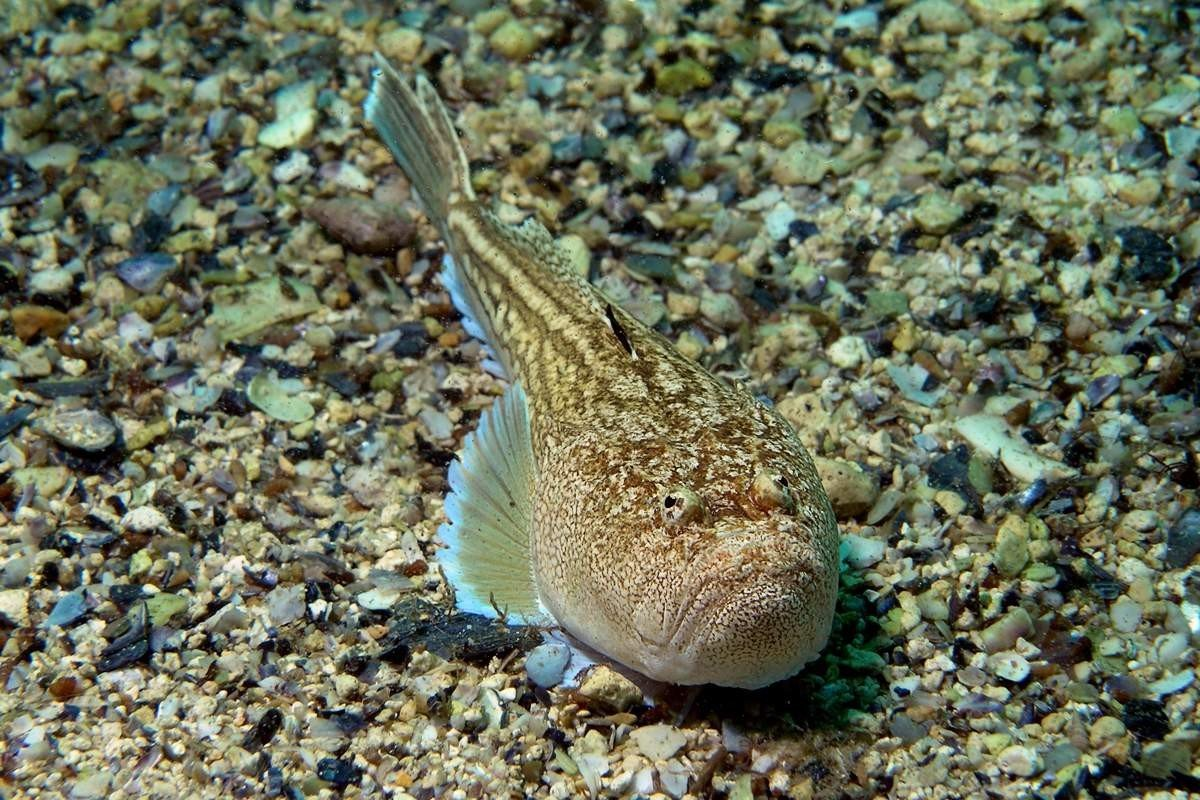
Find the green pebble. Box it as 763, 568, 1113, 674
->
866, 290, 909, 318
145, 592, 188, 625
655, 58, 713, 96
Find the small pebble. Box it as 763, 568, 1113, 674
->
629, 724, 687, 762
525, 643, 571, 688
37, 409, 118, 452
578, 665, 641, 712
996, 744, 1041, 777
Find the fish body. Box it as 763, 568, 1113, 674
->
365, 55, 839, 689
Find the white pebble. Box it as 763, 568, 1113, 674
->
1110, 597, 1143, 633
997, 744, 1041, 777
629, 724, 687, 762
988, 651, 1031, 683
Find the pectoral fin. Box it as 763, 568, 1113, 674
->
437, 382, 545, 621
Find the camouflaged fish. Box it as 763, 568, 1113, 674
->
365, 54, 839, 689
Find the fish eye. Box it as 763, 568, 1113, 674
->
660, 486, 705, 527
751, 470, 795, 513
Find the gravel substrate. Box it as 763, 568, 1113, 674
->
2, 0, 1199, 798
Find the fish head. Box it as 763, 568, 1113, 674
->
628, 462, 839, 690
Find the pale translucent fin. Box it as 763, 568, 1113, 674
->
363, 53, 474, 232
442, 253, 508, 380
438, 382, 543, 620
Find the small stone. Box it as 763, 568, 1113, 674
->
655, 58, 712, 96
988, 651, 1031, 683
266, 584, 306, 626
865, 290, 908, 318
1123, 698, 1169, 741
763, 202, 796, 240
378, 26, 423, 62
0, 588, 30, 627
840, 533, 885, 569
1110, 597, 1142, 633
306, 197, 414, 255
70, 769, 112, 799
912, 192, 964, 235
45, 588, 88, 628
247, 370, 314, 423
1165, 509, 1200, 569
116, 252, 178, 293
578, 665, 641, 712
205, 600, 251, 635
316, 757, 361, 788
258, 80, 318, 149
121, 506, 169, 533
888, 713, 926, 744
994, 515, 1030, 577
965, 0, 1048, 25
11, 305, 70, 342
1117, 226, 1176, 284
11, 466, 70, 497
1088, 716, 1126, 748
525, 643, 571, 688
771, 141, 828, 186
996, 744, 1041, 777
37, 409, 118, 452
914, 0, 972, 34
814, 457, 879, 519
144, 593, 188, 626
28, 267, 73, 295
698, 292, 744, 330
1140, 742, 1192, 780
489, 19, 537, 60
629, 724, 687, 762
826, 335, 870, 370
343, 465, 392, 507
980, 607, 1033, 653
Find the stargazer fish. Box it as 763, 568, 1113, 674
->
364, 54, 839, 689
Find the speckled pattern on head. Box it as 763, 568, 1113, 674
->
365, 53, 840, 689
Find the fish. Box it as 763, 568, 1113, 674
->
364, 54, 840, 690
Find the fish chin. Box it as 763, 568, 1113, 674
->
638, 551, 837, 690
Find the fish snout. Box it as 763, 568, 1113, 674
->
635, 533, 837, 689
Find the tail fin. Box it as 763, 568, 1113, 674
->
364, 53, 474, 231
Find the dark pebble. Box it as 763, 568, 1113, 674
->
320, 708, 367, 735
97, 636, 149, 672
1165, 509, 1200, 569
788, 219, 820, 243
242, 708, 283, 751
27, 375, 109, 398
109, 584, 147, 608
1117, 226, 1177, 283
0, 405, 33, 440
927, 445, 982, 514
1086, 374, 1120, 406
747, 65, 807, 92
393, 321, 430, 359
133, 214, 172, 253
316, 757, 361, 788
377, 598, 541, 666
1123, 698, 1169, 740
0, 154, 47, 207
626, 252, 676, 282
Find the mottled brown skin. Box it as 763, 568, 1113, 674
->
445, 206, 839, 688
366, 57, 840, 688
